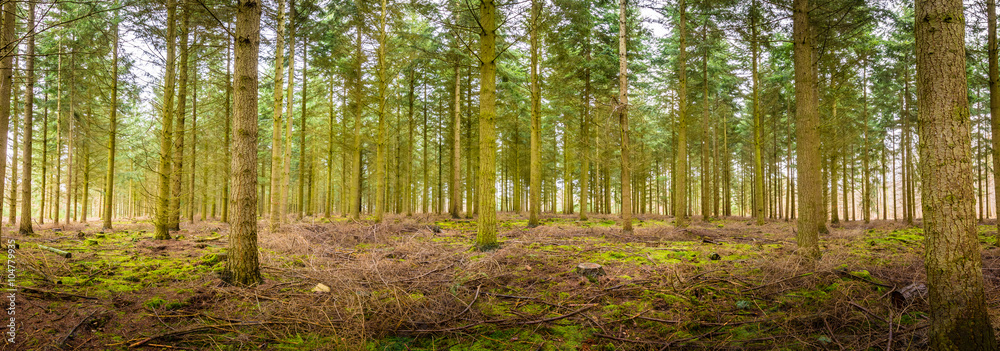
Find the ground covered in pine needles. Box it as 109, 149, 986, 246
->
5, 213, 1000, 350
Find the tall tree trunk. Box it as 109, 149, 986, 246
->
54, 39, 61, 224
268, 0, 287, 229
17, 2, 33, 234
39, 92, 46, 224
528, 0, 541, 226
579, 37, 591, 221
7, 76, 17, 225
102, 7, 120, 230
915, 0, 998, 345
222, 21, 232, 223
406, 70, 415, 217
326, 75, 335, 218
0, 0, 12, 236
171, 0, 190, 231
475, 0, 499, 250
226, 0, 263, 287
793, 0, 820, 258
990, 0, 1000, 241
451, 61, 462, 219
297, 42, 308, 219
189, 59, 198, 223
862, 58, 870, 223
673, 0, 688, 228
375, 0, 388, 222
348, 14, 363, 221
154, 0, 177, 240
751, 1, 764, 226
282, 0, 297, 222
701, 20, 711, 221
422, 85, 428, 213
903, 68, 914, 225
618, 0, 633, 234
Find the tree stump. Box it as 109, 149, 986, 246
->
576, 263, 605, 281
890, 283, 927, 307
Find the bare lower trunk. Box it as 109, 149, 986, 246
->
916, 0, 997, 346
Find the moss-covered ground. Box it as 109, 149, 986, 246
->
5, 214, 1000, 350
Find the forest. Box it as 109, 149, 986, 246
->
1, 0, 999, 349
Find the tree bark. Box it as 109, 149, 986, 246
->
297, 41, 308, 219
793, 0, 820, 259
618, 0, 633, 234
374, 0, 388, 222
154, 0, 177, 240
915, 0, 998, 346
475, 0, 499, 250
989, 0, 1000, 242
451, 60, 462, 219
268, 0, 286, 229
673, 0, 688, 228
528, 0, 541, 226
751, 0, 764, 226
102, 6, 120, 230
226, 0, 263, 287
17, 1, 33, 235
170, 0, 190, 231
0, 0, 13, 236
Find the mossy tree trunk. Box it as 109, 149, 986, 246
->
989, 0, 1000, 244
375, 0, 389, 222
102, 7, 120, 230
915, 0, 998, 346
170, 0, 191, 231
475, 0, 498, 251
672, 0, 687, 228
618, 0, 632, 234
528, 0, 541, 227
154, 0, 178, 240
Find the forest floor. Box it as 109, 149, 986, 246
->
4, 213, 1000, 350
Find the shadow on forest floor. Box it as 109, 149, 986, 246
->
4, 213, 1000, 350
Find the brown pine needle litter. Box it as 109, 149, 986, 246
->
6, 214, 1000, 350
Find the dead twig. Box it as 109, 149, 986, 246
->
742, 272, 816, 292
56, 310, 97, 348
437, 285, 481, 325
21, 286, 97, 300
389, 262, 456, 283
128, 321, 292, 348
848, 302, 888, 325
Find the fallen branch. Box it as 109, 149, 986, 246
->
603, 279, 652, 291
593, 333, 666, 346
38, 245, 71, 258
402, 304, 597, 333
128, 321, 287, 348
520, 304, 596, 325
56, 310, 96, 347
193, 235, 222, 242
835, 269, 894, 289
848, 302, 888, 325
438, 285, 481, 325
742, 272, 815, 292
21, 286, 96, 300
482, 292, 536, 300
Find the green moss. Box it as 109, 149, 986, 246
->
144, 297, 166, 309
164, 301, 188, 310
